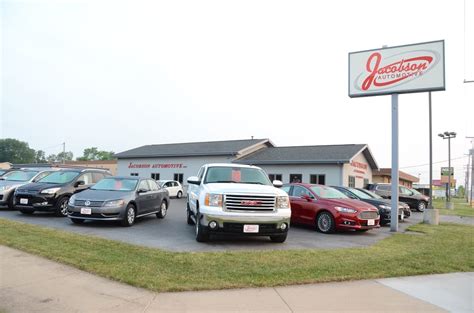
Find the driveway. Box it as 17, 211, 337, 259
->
0, 198, 424, 252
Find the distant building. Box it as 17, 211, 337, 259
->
372, 168, 419, 188
64, 160, 117, 175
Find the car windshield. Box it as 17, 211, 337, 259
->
91, 178, 138, 191
310, 185, 348, 199
38, 171, 79, 184
0, 170, 5, 176
2, 170, 38, 182
359, 189, 383, 199
410, 188, 422, 195
348, 188, 372, 199
204, 167, 272, 185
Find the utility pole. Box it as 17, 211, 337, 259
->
438, 132, 456, 209
466, 155, 471, 203
467, 137, 474, 207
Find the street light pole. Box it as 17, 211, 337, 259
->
438, 131, 457, 209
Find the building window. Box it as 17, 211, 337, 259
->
290, 174, 302, 183
174, 173, 184, 184
269, 174, 282, 182
310, 174, 325, 185
130, 173, 138, 177
363, 178, 369, 188
151, 173, 160, 180
348, 176, 355, 187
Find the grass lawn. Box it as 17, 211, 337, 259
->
0, 218, 473, 292
433, 197, 474, 217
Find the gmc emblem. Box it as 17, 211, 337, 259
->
241, 200, 261, 206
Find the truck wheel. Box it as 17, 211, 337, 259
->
316, 211, 335, 234
270, 234, 287, 243
195, 213, 209, 242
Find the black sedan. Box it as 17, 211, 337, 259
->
331, 186, 408, 225
67, 177, 170, 226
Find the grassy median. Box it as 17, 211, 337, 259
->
433, 197, 474, 217
0, 218, 473, 292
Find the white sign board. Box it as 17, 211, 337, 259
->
348, 40, 445, 97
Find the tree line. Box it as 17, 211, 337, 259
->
0, 138, 115, 164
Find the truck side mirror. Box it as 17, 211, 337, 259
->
187, 176, 201, 185
272, 180, 283, 188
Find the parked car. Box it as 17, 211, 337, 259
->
14, 168, 111, 216
355, 188, 411, 218
158, 180, 184, 198
331, 186, 407, 225
282, 183, 380, 233
186, 163, 291, 243
0, 169, 57, 209
366, 183, 429, 212
67, 176, 170, 226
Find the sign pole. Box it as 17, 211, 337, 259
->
390, 94, 399, 232
428, 92, 433, 209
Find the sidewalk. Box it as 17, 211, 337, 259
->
0, 245, 472, 313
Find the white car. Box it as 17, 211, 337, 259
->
158, 180, 184, 198
186, 163, 291, 243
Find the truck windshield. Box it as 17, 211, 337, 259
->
204, 167, 272, 185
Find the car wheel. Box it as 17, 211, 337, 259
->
121, 204, 136, 227
55, 197, 69, 217
417, 201, 426, 212
20, 209, 35, 215
195, 213, 209, 242
7, 194, 15, 210
71, 218, 84, 225
177, 191, 183, 199
270, 234, 287, 243
316, 211, 335, 234
399, 210, 405, 222
156, 201, 167, 219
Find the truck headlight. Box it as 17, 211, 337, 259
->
276, 196, 290, 209
205, 194, 222, 207
40, 187, 61, 194
335, 206, 357, 213
104, 199, 126, 207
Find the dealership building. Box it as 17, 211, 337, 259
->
115, 138, 378, 188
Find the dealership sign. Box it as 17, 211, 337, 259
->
348, 40, 445, 97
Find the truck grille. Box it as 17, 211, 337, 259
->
224, 194, 276, 212
74, 200, 104, 207
359, 211, 379, 219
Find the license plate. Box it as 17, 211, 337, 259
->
243, 224, 259, 233
20, 198, 28, 205
80, 208, 92, 215
367, 219, 375, 226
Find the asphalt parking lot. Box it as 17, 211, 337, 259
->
0, 198, 425, 252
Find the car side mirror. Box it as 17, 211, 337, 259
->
0, 177, 4, 180
302, 194, 313, 201
74, 180, 85, 187
187, 176, 201, 185
137, 188, 147, 193
272, 180, 283, 188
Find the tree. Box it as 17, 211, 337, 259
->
77, 147, 115, 161
46, 152, 74, 163
35, 150, 47, 163
0, 138, 36, 163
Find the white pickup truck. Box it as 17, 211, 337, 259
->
186, 163, 291, 243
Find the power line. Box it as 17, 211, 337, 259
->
400, 156, 468, 169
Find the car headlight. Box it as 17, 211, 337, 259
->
40, 187, 61, 194
378, 204, 391, 210
205, 194, 222, 207
276, 196, 290, 209
335, 206, 357, 213
0, 185, 13, 191
68, 196, 76, 206
103, 199, 126, 207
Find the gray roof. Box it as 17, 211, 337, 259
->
234, 144, 378, 169
114, 139, 272, 159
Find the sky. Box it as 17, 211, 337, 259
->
1, 0, 473, 185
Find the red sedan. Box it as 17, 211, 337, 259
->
282, 183, 380, 233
